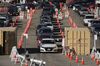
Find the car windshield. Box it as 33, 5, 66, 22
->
86, 16, 94, 19
40, 35, 52, 38
42, 29, 52, 33
37, 25, 44, 29
0, 19, 6, 22
91, 20, 100, 23
81, 9, 87, 11
42, 40, 55, 44
95, 27, 100, 31
46, 24, 52, 26
92, 24, 100, 27
53, 35, 62, 38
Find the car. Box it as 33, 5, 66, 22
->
40, 20, 51, 24
37, 34, 53, 47
8, 5, 19, 16
0, 13, 12, 27
37, 27, 53, 37
52, 21, 63, 26
83, 14, 94, 26
40, 16, 51, 21
36, 24, 46, 35
78, 8, 89, 16
39, 38, 58, 52
88, 19, 100, 27
72, 4, 82, 11
90, 22, 100, 36
37, 34, 53, 41
42, 22, 54, 30
53, 35, 62, 42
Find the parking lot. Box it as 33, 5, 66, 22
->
0, 8, 96, 66
0, 1, 100, 66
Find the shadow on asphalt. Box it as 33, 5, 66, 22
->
17, 48, 62, 54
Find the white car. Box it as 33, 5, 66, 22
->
83, 14, 94, 26
39, 38, 58, 52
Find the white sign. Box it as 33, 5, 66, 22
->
23, 33, 28, 39
94, 34, 97, 40
10, 46, 18, 62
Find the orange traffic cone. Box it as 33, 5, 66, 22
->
75, 56, 78, 63
81, 57, 85, 65
69, 53, 73, 61
91, 54, 95, 61
25, 60, 28, 66
96, 59, 99, 65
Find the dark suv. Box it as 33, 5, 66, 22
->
0, 13, 12, 27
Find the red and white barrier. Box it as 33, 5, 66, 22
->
18, 9, 35, 48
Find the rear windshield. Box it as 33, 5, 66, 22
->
81, 9, 87, 11
40, 35, 52, 38
46, 24, 52, 26
42, 40, 55, 44
42, 29, 52, 33
85, 16, 94, 19
95, 27, 100, 31
0, 19, 6, 22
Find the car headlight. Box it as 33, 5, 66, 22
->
53, 46, 58, 50
40, 47, 45, 51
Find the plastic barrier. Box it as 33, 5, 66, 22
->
10, 46, 19, 62
18, 9, 35, 48
10, 46, 46, 66
81, 57, 85, 65
30, 59, 46, 66
66, 7, 78, 28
